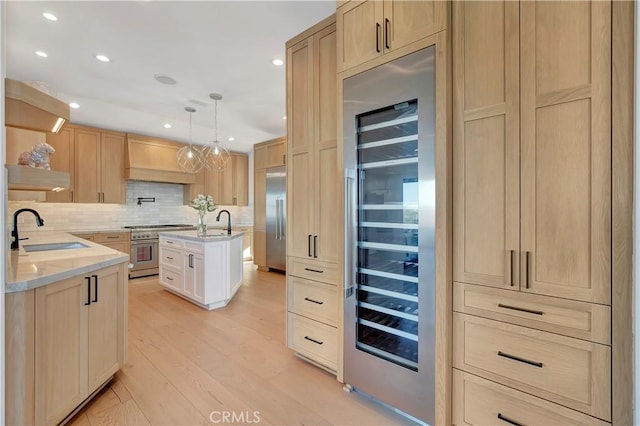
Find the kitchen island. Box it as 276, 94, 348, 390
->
5, 231, 129, 426
158, 230, 244, 310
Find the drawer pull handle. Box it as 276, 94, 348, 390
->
166, 277, 174, 281
166, 241, 174, 244
166, 256, 174, 260
107, 236, 120, 239
497, 413, 523, 426
498, 351, 543, 368
304, 336, 323, 345
497, 303, 544, 316
304, 297, 324, 305
304, 267, 324, 274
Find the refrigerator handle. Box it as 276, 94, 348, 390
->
344, 168, 357, 299
279, 199, 285, 239
275, 199, 280, 240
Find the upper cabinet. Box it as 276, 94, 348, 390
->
184, 152, 248, 207
74, 126, 126, 204
453, 1, 611, 304
337, 0, 446, 72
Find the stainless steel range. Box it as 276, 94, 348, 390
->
126, 224, 195, 278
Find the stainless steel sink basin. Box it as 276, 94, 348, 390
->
23, 242, 90, 252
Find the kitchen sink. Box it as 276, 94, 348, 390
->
23, 242, 90, 252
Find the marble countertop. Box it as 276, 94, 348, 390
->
71, 229, 130, 235
158, 230, 244, 243
6, 231, 129, 294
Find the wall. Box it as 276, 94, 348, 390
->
8, 180, 253, 232
1, 0, 6, 421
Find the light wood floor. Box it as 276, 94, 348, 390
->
68, 263, 415, 426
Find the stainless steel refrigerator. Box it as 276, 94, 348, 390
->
343, 47, 436, 424
266, 166, 286, 271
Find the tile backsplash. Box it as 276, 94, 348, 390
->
8, 181, 253, 232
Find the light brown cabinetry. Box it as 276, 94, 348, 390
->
253, 136, 286, 270
452, 2, 615, 424
453, 0, 611, 303
6, 263, 127, 426
74, 232, 130, 257
184, 152, 248, 206
74, 126, 126, 204
286, 16, 339, 374
45, 127, 75, 202
337, 0, 446, 72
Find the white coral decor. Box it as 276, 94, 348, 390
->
190, 194, 217, 213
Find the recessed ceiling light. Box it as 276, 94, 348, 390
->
228, 137, 235, 142
155, 74, 177, 85
69, 102, 80, 109
95, 54, 110, 63
283, 116, 287, 120
35, 51, 48, 58
42, 12, 58, 21
163, 123, 172, 129
272, 59, 284, 66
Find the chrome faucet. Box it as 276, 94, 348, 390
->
216, 209, 231, 235
11, 208, 45, 250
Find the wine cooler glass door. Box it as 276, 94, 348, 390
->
343, 46, 436, 425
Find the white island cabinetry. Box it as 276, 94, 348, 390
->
158, 231, 243, 310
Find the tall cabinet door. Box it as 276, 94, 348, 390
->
87, 267, 121, 391
520, 1, 611, 304
46, 127, 75, 202
100, 132, 125, 204
453, 1, 520, 289
314, 25, 339, 263
287, 39, 315, 259
35, 277, 88, 426
74, 128, 101, 203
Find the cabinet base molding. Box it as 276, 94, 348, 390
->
293, 353, 337, 376
162, 281, 241, 311
59, 376, 113, 426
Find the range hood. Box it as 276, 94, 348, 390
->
125, 134, 196, 184
5, 78, 70, 134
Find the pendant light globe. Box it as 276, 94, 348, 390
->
203, 93, 232, 171
177, 106, 207, 173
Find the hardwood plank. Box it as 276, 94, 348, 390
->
67, 265, 418, 425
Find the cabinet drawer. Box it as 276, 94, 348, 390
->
453, 313, 611, 420
289, 257, 337, 284
73, 233, 95, 241
453, 370, 609, 426
453, 282, 611, 345
160, 237, 183, 249
160, 247, 184, 269
184, 241, 203, 254
287, 277, 338, 326
160, 267, 182, 292
95, 232, 128, 243
287, 313, 337, 371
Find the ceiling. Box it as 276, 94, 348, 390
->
6, 1, 335, 153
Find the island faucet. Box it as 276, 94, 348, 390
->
216, 209, 231, 235
11, 208, 45, 250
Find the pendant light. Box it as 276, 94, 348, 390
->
177, 106, 207, 173
203, 93, 231, 171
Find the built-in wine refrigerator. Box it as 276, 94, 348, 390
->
343, 46, 436, 425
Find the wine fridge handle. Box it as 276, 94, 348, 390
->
344, 169, 357, 299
